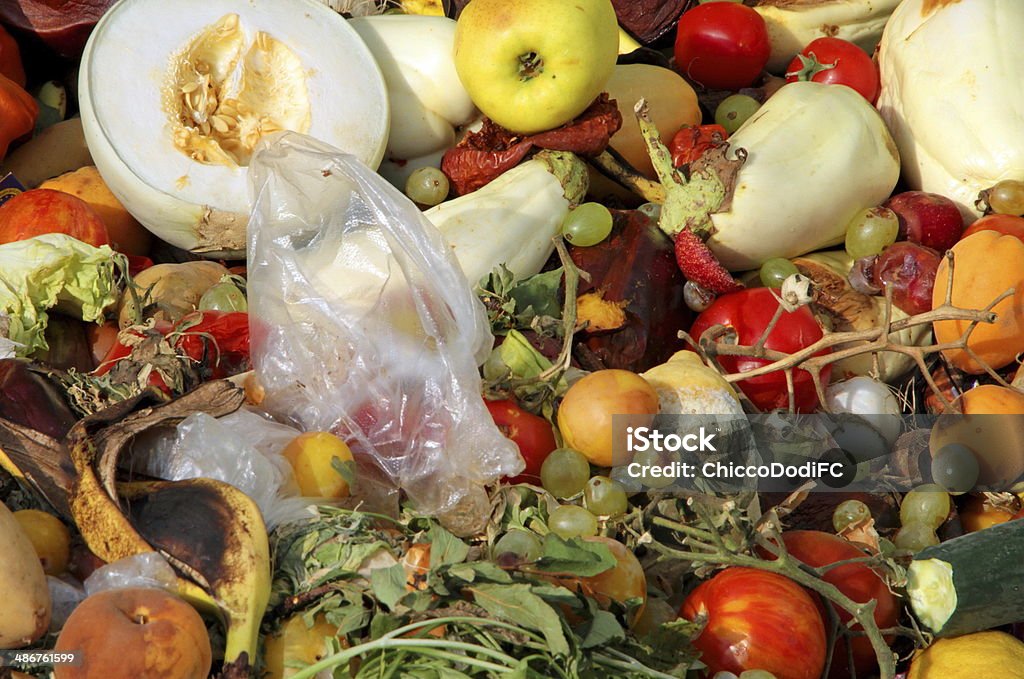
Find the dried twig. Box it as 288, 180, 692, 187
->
685, 252, 1019, 412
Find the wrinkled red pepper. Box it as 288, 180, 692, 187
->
668, 124, 729, 168
442, 94, 623, 195
172, 310, 250, 380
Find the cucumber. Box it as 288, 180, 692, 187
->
906, 518, 1024, 637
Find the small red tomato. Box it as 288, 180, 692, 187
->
673, 3, 770, 91
785, 37, 880, 103
486, 399, 557, 484
962, 213, 1024, 244
681, 567, 826, 679
688, 288, 830, 412
771, 531, 900, 679
668, 124, 728, 168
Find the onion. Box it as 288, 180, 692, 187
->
826, 376, 902, 447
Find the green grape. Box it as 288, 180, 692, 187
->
584, 476, 628, 517
540, 448, 591, 498
893, 521, 940, 552
845, 207, 900, 259
714, 94, 761, 135
493, 529, 543, 563
405, 166, 450, 206
638, 202, 661, 221
548, 504, 599, 539
740, 671, 779, 679
562, 202, 613, 247
199, 281, 247, 312
832, 499, 871, 532
899, 484, 951, 529
632, 597, 677, 637
930, 443, 980, 495
759, 258, 800, 288
988, 179, 1024, 215
631, 449, 676, 489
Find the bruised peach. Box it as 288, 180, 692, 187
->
53, 587, 211, 679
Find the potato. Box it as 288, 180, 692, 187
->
0, 501, 51, 649
1, 119, 92, 188
118, 260, 231, 328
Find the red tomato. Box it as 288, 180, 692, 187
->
681, 567, 826, 679
668, 124, 728, 168
769, 531, 900, 679
673, 3, 770, 91
688, 288, 830, 412
785, 37, 880, 103
962, 213, 1024, 243
486, 399, 557, 484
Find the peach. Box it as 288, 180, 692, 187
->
41, 166, 151, 255
53, 587, 211, 679
0, 188, 109, 247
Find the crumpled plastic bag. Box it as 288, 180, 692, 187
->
131, 407, 315, 530
83, 552, 178, 597
246, 132, 522, 533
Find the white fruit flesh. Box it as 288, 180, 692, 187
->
80, 0, 389, 257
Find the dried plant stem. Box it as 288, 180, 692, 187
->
686, 252, 1019, 411
650, 516, 896, 679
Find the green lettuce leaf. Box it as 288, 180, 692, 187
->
0, 234, 121, 356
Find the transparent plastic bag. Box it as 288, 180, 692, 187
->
83, 552, 178, 597
246, 132, 522, 532
131, 407, 315, 530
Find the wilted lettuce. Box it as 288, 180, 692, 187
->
0, 233, 121, 356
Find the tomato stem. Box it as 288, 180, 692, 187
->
647, 517, 896, 679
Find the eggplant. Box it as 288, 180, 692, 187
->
0, 359, 76, 439
570, 209, 690, 372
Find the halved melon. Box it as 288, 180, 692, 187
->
79, 0, 389, 257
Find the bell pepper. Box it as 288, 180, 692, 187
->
0, 72, 37, 161
0, 24, 25, 87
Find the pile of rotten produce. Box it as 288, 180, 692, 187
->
2, 0, 1024, 678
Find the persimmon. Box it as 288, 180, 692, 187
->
932, 231, 1024, 373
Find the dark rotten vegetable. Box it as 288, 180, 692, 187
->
570, 209, 690, 373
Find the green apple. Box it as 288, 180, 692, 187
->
453, 0, 619, 135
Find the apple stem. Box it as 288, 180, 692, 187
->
517, 51, 544, 81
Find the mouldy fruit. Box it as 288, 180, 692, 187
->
78, 0, 390, 258
53, 587, 211, 679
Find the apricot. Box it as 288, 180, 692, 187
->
930, 385, 1024, 489
41, 166, 151, 255
557, 369, 659, 467
53, 587, 211, 679
263, 613, 347, 679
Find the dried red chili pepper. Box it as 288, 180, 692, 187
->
442, 94, 623, 195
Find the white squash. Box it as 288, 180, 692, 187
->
877, 0, 1024, 222
707, 81, 899, 271
79, 0, 389, 258
755, 0, 900, 74
425, 151, 588, 286
350, 15, 478, 190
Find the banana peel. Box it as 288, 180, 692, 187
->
0, 381, 270, 676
